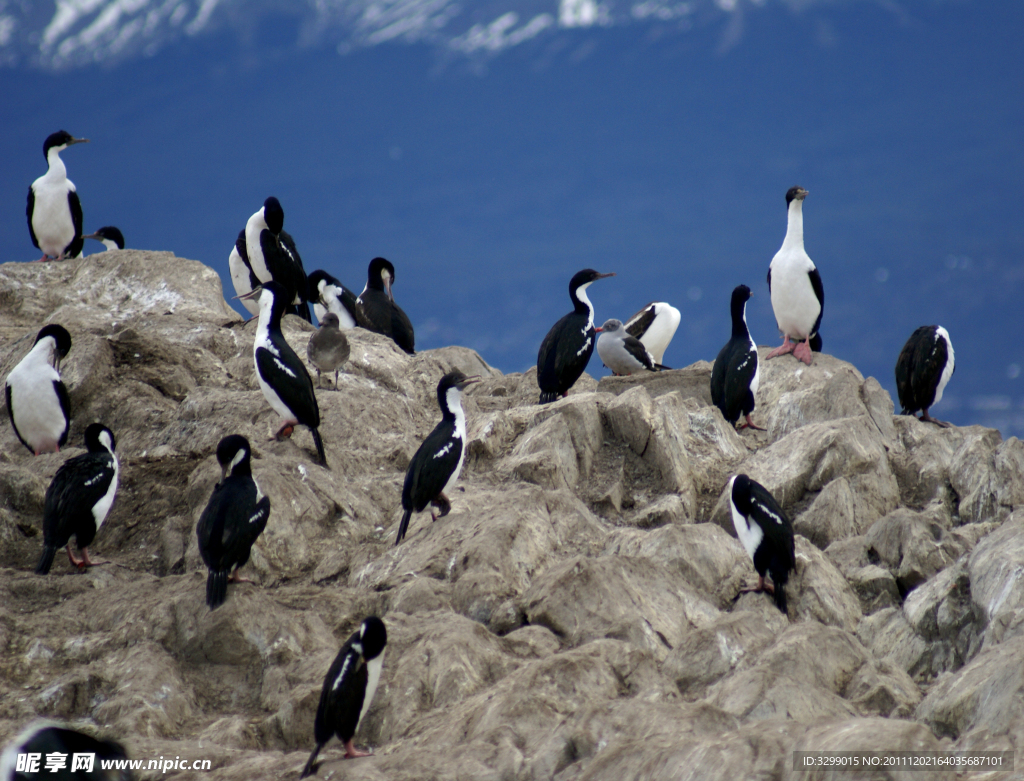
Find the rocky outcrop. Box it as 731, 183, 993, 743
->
1, 251, 1022, 779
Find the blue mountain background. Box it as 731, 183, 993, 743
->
2, 1, 1022, 434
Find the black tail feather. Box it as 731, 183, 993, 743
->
36, 545, 57, 575
311, 428, 327, 468
207, 570, 228, 610
770, 566, 789, 614
300, 744, 322, 779
655, 363, 672, 371
538, 391, 559, 404
395, 509, 412, 546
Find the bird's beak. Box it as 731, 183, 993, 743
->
219, 464, 229, 484
82, 232, 100, 241
594, 327, 603, 332
596, 272, 616, 280
235, 286, 263, 301
458, 375, 482, 390
384, 275, 394, 303
69, 137, 90, 146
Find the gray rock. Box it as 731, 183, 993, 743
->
968, 510, 1024, 649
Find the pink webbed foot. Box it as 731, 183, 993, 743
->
765, 335, 795, 360
792, 338, 814, 366
343, 739, 372, 759
920, 410, 951, 428
228, 571, 255, 584
739, 575, 774, 595
80, 549, 108, 568
737, 415, 766, 432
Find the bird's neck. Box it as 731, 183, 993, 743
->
781, 200, 804, 251
572, 283, 595, 327
731, 301, 750, 339
443, 388, 466, 435
44, 148, 67, 181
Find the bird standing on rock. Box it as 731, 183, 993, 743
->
537, 269, 615, 403
766, 186, 824, 366
895, 325, 956, 427
301, 616, 388, 778
396, 371, 480, 545
229, 229, 260, 317
244, 197, 311, 322
27, 130, 88, 262
241, 282, 327, 467
307, 313, 350, 388
711, 285, 763, 430
6, 324, 72, 455
624, 301, 680, 366
355, 257, 415, 354
196, 435, 271, 609
728, 474, 795, 614
596, 319, 658, 375
308, 269, 358, 329
36, 423, 119, 574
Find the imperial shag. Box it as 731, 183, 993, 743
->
27, 130, 89, 262
301, 616, 388, 777
766, 186, 824, 366
82, 226, 124, 251
196, 434, 271, 609
355, 258, 414, 354
710, 285, 763, 430
537, 269, 615, 403
728, 474, 795, 613
308, 270, 358, 329
244, 197, 311, 322
396, 371, 480, 545
5, 324, 72, 455
895, 325, 956, 427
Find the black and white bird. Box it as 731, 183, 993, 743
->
711, 285, 763, 431
307, 270, 358, 329
396, 371, 480, 545
0, 722, 131, 781
244, 197, 311, 322
301, 616, 388, 777
196, 435, 271, 609
36, 423, 118, 574
241, 282, 327, 466
5, 324, 72, 455
728, 474, 795, 614
82, 226, 124, 252
596, 319, 657, 375
229, 229, 260, 317
895, 325, 956, 427
27, 131, 89, 262
766, 186, 824, 366
307, 313, 350, 389
355, 258, 415, 354
537, 269, 615, 404
624, 302, 680, 366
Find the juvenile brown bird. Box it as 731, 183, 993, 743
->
307, 313, 350, 389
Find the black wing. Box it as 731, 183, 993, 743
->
261, 230, 310, 314
315, 633, 367, 745
6, 382, 31, 453
391, 302, 415, 354
55, 380, 71, 448
43, 452, 116, 549
624, 303, 656, 340
312, 270, 360, 327
65, 190, 85, 258
766, 267, 772, 294
896, 326, 946, 414
235, 229, 260, 289
537, 312, 594, 398
403, 421, 462, 513
256, 345, 320, 428
197, 477, 270, 571
747, 481, 795, 583
622, 333, 655, 370
27, 187, 39, 249
711, 338, 757, 423
808, 267, 824, 338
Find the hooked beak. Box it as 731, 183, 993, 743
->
82, 232, 101, 241
457, 375, 482, 390
596, 272, 616, 280
594, 327, 603, 333
219, 463, 229, 483
68, 137, 90, 146
235, 286, 263, 301
384, 275, 394, 303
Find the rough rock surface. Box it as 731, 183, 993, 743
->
1, 251, 1022, 779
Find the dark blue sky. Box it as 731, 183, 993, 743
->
3, 1, 1022, 433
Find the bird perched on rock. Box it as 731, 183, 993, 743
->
308, 270, 358, 329
27, 130, 88, 262
82, 226, 124, 252
766, 186, 824, 366
0, 722, 132, 780
355, 257, 415, 354
396, 371, 480, 545
229, 229, 260, 318
245, 197, 311, 322
301, 616, 388, 777
36, 423, 118, 574
5, 324, 72, 455
241, 281, 327, 467
307, 313, 350, 389
728, 474, 794, 613
895, 326, 956, 427
596, 319, 659, 375
711, 285, 763, 430
196, 435, 271, 609
537, 269, 615, 403
624, 301, 680, 366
